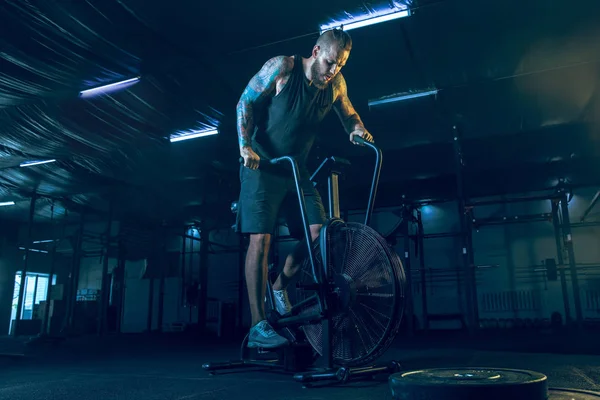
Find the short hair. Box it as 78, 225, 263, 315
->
316, 28, 352, 52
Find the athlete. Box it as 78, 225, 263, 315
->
235, 28, 374, 348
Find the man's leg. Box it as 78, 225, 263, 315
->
270, 178, 328, 313
272, 224, 321, 291
246, 233, 271, 326
236, 166, 289, 348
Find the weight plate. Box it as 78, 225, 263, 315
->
549, 388, 600, 399
389, 367, 547, 400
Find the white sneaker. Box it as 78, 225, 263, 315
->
273, 288, 292, 316
247, 320, 289, 348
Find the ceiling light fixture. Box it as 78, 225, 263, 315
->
169, 128, 219, 143
368, 89, 438, 107
79, 76, 141, 98
0, 201, 15, 207
19, 247, 49, 254
320, 8, 410, 33
20, 159, 56, 167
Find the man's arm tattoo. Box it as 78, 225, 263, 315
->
333, 75, 365, 134
237, 56, 291, 148
237, 97, 254, 148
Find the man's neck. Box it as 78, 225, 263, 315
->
302, 56, 315, 83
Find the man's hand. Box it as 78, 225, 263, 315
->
240, 146, 260, 170
349, 129, 374, 145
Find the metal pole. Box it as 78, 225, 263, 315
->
180, 227, 187, 311
237, 235, 245, 330
14, 195, 37, 336
32, 275, 39, 320
42, 201, 58, 336
551, 199, 572, 324
188, 231, 193, 321
363, 143, 383, 227
580, 189, 600, 222
147, 228, 157, 333
328, 172, 341, 219
452, 124, 477, 336
466, 214, 478, 326
98, 201, 113, 335
402, 206, 414, 336
115, 239, 126, 334
157, 226, 166, 333
66, 213, 85, 333
559, 193, 584, 329
416, 209, 429, 330
198, 224, 209, 332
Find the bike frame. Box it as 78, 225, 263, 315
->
205, 138, 396, 385
264, 137, 383, 370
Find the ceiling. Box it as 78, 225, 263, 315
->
0, 0, 599, 227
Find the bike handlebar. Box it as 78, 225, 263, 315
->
238, 137, 374, 167
352, 135, 378, 151
238, 135, 381, 227
238, 156, 288, 168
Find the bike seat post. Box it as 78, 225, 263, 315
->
311, 156, 350, 220
328, 168, 342, 219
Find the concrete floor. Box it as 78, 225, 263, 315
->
1, 331, 599, 400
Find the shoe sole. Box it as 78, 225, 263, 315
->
247, 340, 289, 349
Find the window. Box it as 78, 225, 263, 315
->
9, 272, 57, 334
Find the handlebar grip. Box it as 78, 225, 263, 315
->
239, 156, 285, 168
352, 135, 366, 145
353, 135, 378, 149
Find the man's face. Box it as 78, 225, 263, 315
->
311, 44, 350, 89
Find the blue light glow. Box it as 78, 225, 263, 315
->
20, 159, 56, 167
170, 128, 218, 143
369, 90, 438, 107
320, 9, 410, 33
421, 205, 436, 216
79, 77, 141, 98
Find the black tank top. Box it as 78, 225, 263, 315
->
252, 54, 334, 171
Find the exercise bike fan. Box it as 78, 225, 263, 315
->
296, 220, 406, 367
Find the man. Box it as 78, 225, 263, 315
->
235, 28, 374, 349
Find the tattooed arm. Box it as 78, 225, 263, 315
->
237, 55, 293, 169
332, 73, 374, 144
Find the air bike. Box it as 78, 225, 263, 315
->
203, 136, 407, 386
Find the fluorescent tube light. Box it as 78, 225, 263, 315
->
33, 240, 54, 244
0, 201, 15, 207
79, 77, 141, 98
368, 89, 438, 107
20, 159, 56, 167
169, 128, 219, 143
320, 9, 410, 33
19, 247, 49, 254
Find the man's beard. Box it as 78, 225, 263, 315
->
310, 63, 329, 89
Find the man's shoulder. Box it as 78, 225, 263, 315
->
332, 72, 346, 87
332, 73, 347, 101
263, 55, 295, 76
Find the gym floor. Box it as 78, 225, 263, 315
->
1, 331, 599, 400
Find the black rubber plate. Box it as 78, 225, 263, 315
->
549, 388, 600, 399
389, 367, 548, 400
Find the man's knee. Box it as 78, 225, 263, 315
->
248, 233, 271, 256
